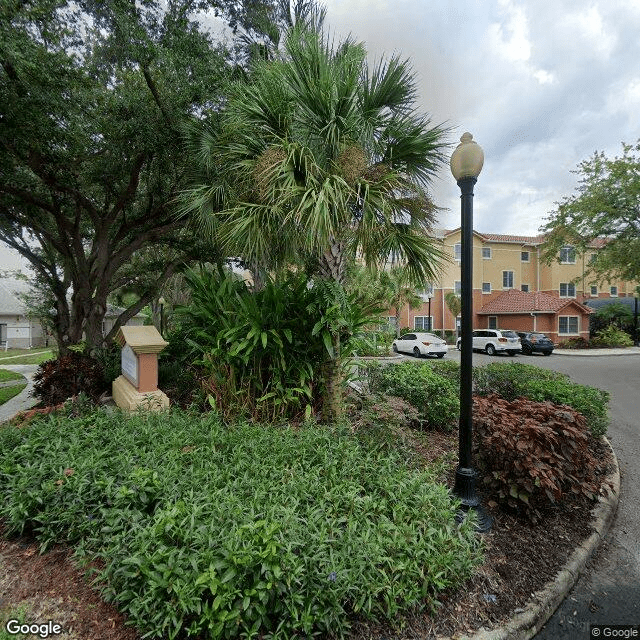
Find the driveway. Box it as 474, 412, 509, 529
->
403, 348, 640, 635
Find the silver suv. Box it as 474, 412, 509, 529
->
456, 329, 521, 356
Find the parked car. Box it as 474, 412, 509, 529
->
392, 332, 447, 358
456, 329, 521, 356
517, 331, 554, 356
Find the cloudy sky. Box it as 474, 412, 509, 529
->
2, 0, 639, 271
324, 0, 640, 235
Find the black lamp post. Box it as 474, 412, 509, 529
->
450, 132, 492, 532
159, 297, 165, 338
427, 292, 433, 332
634, 288, 639, 347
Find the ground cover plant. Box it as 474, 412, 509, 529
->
0, 369, 24, 383
0, 384, 27, 405
0, 349, 54, 365
473, 395, 607, 522
0, 408, 482, 639
364, 361, 459, 430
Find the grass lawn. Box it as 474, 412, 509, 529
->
0, 369, 25, 383
0, 383, 27, 405
0, 348, 54, 365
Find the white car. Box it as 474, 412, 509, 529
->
456, 329, 521, 356
392, 332, 448, 358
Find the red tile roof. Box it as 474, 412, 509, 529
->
439, 229, 608, 249
478, 289, 592, 314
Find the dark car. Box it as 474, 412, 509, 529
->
517, 331, 554, 356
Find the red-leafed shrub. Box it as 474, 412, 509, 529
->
33, 352, 105, 406
473, 394, 604, 522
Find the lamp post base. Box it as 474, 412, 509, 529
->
454, 466, 493, 533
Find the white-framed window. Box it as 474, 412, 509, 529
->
521, 284, 529, 292
482, 282, 491, 293
502, 271, 514, 288
559, 316, 579, 334
560, 282, 576, 297
590, 285, 598, 296
521, 250, 530, 262
454, 243, 461, 261
414, 316, 433, 331
560, 246, 576, 264
488, 316, 498, 329
610, 286, 618, 297
454, 281, 462, 295
482, 247, 492, 259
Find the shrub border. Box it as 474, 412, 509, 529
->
461, 436, 620, 640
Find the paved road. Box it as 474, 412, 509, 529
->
403, 349, 640, 638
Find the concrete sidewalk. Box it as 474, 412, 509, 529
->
553, 346, 640, 356
0, 364, 39, 423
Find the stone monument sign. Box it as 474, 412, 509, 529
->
112, 325, 169, 411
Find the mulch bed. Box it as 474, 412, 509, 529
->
0, 431, 615, 640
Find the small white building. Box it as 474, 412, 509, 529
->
0, 278, 146, 349
0, 278, 46, 348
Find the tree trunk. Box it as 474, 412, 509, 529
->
317, 238, 347, 423
322, 331, 343, 423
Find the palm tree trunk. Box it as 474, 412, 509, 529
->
318, 238, 347, 423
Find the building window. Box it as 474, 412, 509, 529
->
560, 282, 576, 297
521, 250, 530, 262
454, 243, 461, 261
482, 282, 491, 293
590, 285, 598, 296
610, 286, 618, 297
414, 316, 432, 331
482, 247, 491, 259
488, 316, 497, 329
454, 281, 462, 295
559, 316, 579, 334
521, 284, 529, 292
559, 246, 576, 264
502, 271, 514, 288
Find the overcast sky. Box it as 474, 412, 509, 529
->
2, 0, 639, 271
324, 0, 640, 235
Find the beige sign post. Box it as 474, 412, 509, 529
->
112, 325, 169, 411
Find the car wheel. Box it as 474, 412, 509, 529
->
485, 344, 496, 356
437, 353, 445, 358
413, 346, 421, 358
392, 344, 398, 353
507, 350, 516, 356
522, 345, 532, 355
543, 351, 552, 356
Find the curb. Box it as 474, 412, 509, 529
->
458, 436, 620, 640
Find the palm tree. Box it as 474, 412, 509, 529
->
183, 24, 449, 421
445, 291, 461, 336
379, 266, 424, 337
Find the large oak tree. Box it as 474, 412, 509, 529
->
0, 0, 280, 352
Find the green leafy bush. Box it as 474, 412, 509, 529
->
591, 325, 634, 347
472, 362, 609, 437
560, 336, 589, 349
0, 410, 482, 639
473, 395, 607, 522
368, 362, 459, 430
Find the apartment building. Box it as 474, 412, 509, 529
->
395, 229, 637, 344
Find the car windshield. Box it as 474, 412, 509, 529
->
501, 331, 519, 338
531, 333, 549, 339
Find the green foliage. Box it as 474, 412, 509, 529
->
591, 325, 634, 347
175, 268, 376, 421
474, 395, 605, 522
348, 329, 395, 357
541, 141, 640, 284
444, 292, 461, 319
0, 409, 482, 639
473, 363, 609, 437
368, 362, 459, 430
